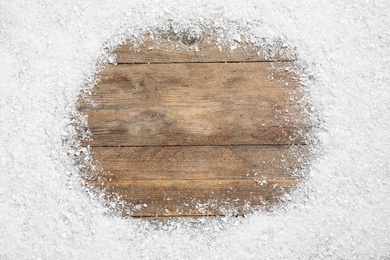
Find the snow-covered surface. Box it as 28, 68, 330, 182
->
1, 1, 390, 258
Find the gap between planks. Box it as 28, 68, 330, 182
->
88, 143, 307, 147
88, 180, 298, 185
115, 60, 290, 65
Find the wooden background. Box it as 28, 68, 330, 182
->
79, 30, 309, 218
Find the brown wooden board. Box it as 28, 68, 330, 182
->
89, 179, 297, 217
78, 32, 309, 218
88, 146, 307, 181
80, 63, 306, 146
115, 31, 289, 64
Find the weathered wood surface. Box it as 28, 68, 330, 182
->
88, 146, 307, 181
80, 63, 306, 146
78, 32, 308, 218
90, 179, 297, 217
115, 32, 289, 64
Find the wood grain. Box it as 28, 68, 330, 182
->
78, 33, 309, 218
80, 63, 306, 146
82, 63, 300, 109
89, 179, 297, 217
88, 145, 308, 181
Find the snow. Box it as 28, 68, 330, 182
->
1, 0, 390, 258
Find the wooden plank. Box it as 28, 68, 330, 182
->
89, 179, 297, 217
84, 122, 306, 146
114, 31, 289, 64
88, 145, 308, 181
81, 63, 300, 110
80, 63, 306, 146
